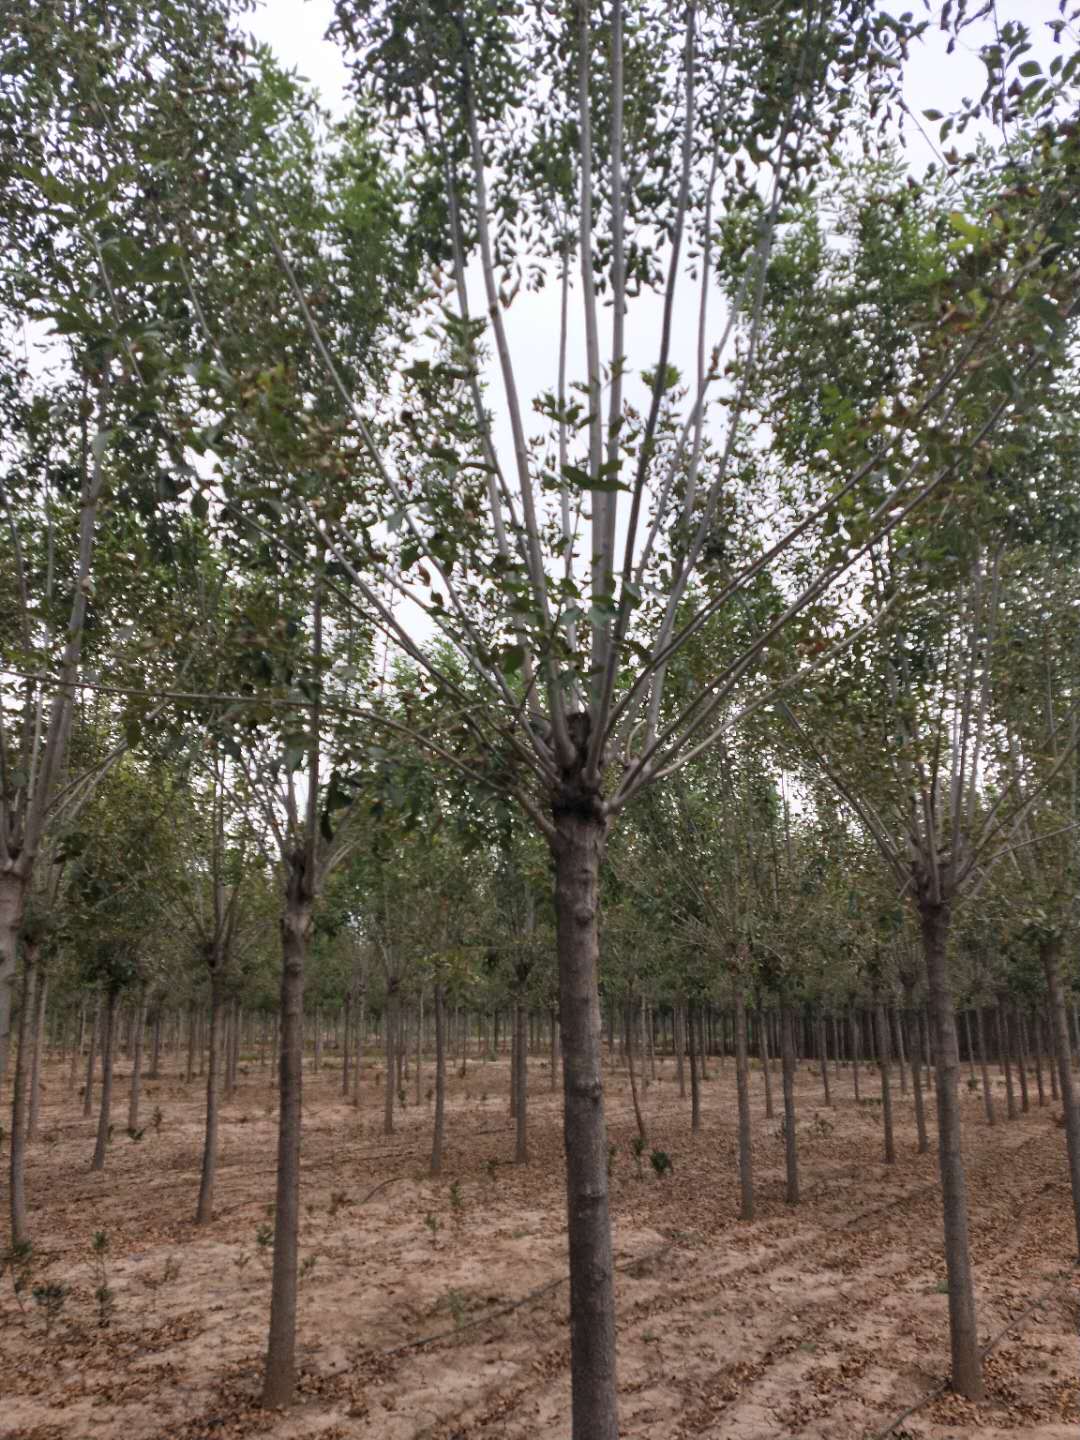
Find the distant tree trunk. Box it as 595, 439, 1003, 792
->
415, 993, 424, 1108
920, 901, 983, 1401
514, 997, 528, 1163
675, 1003, 686, 1099
688, 1000, 701, 1133
353, 969, 366, 1107
909, 1010, 929, 1154
341, 991, 352, 1099
9, 941, 39, 1246
148, 1008, 162, 1079
262, 857, 312, 1410
758, 1006, 774, 1119
892, 1003, 908, 1095
83, 995, 100, 1118
1029, 1009, 1046, 1107
1042, 936, 1080, 1259
976, 1006, 996, 1126
734, 985, 753, 1221
780, 1003, 799, 1205
91, 989, 119, 1172
429, 982, 447, 1177
196, 968, 224, 1226
68, 1000, 85, 1096
127, 992, 146, 1133
875, 1001, 896, 1165
962, 1009, 977, 1083
27, 969, 47, 1143
998, 1000, 1017, 1121
849, 1007, 862, 1103
817, 1014, 832, 1106
185, 1004, 196, 1084
626, 993, 647, 1146
1046, 1005, 1060, 1102
383, 982, 397, 1136
1013, 1003, 1030, 1114
550, 1006, 560, 1091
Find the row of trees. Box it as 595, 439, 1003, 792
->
4, 1, 1080, 1434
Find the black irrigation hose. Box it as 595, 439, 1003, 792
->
872, 1261, 1079, 1439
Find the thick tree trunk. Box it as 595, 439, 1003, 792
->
9, 941, 39, 1246
91, 989, 118, 1172
430, 982, 447, 1177
920, 901, 983, 1401
196, 968, 223, 1226
127, 993, 146, 1133
552, 804, 618, 1440
1042, 936, 1080, 1259
780, 1003, 799, 1205
734, 985, 753, 1221
875, 1002, 896, 1165
262, 864, 312, 1409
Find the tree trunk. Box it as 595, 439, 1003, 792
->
976, 1005, 995, 1126
1029, 1009, 1045, 1107
91, 989, 118, 1172
83, 995, 100, 1119
998, 1000, 1017, 1121
514, 998, 528, 1163
849, 1007, 862, 1103
920, 901, 983, 1401
550, 1006, 560, 1092
962, 1009, 977, 1082
892, 1003, 908, 1095
0, 872, 27, 1102
430, 982, 447, 1178
757, 1007, 774, 1119
383, 983, 397, 1136
341, 990, 352, 1099
9, 941, 39, 1246
27, 969, 47, 1143
875, 1001, 896, 1165
68, 1000, 85, 1096
1013, 1003, 1030, 1114
552, 804, 618, 1440
817, 1014, 832, 1106
1042, 936, 1080, 1259
196, 968, 223, 1226
688, 1000, 701, 1133
415, 993, 424, 1108
149, 1008, 162, 1080
909, 1010, 929, 1154
127, 992, 146, 1133
262, 863, 312, 1410
780, 1003, 799, 1205
626, 993, 647, 1145
675, 1002, 686, 1099
735, 985, 753, 1221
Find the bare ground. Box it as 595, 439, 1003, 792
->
2, 1047, 1078, 1439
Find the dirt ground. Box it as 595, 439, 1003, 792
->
2, 1045, 1079, 1440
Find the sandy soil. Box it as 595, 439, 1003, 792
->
2, 1046, 1078, 1440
